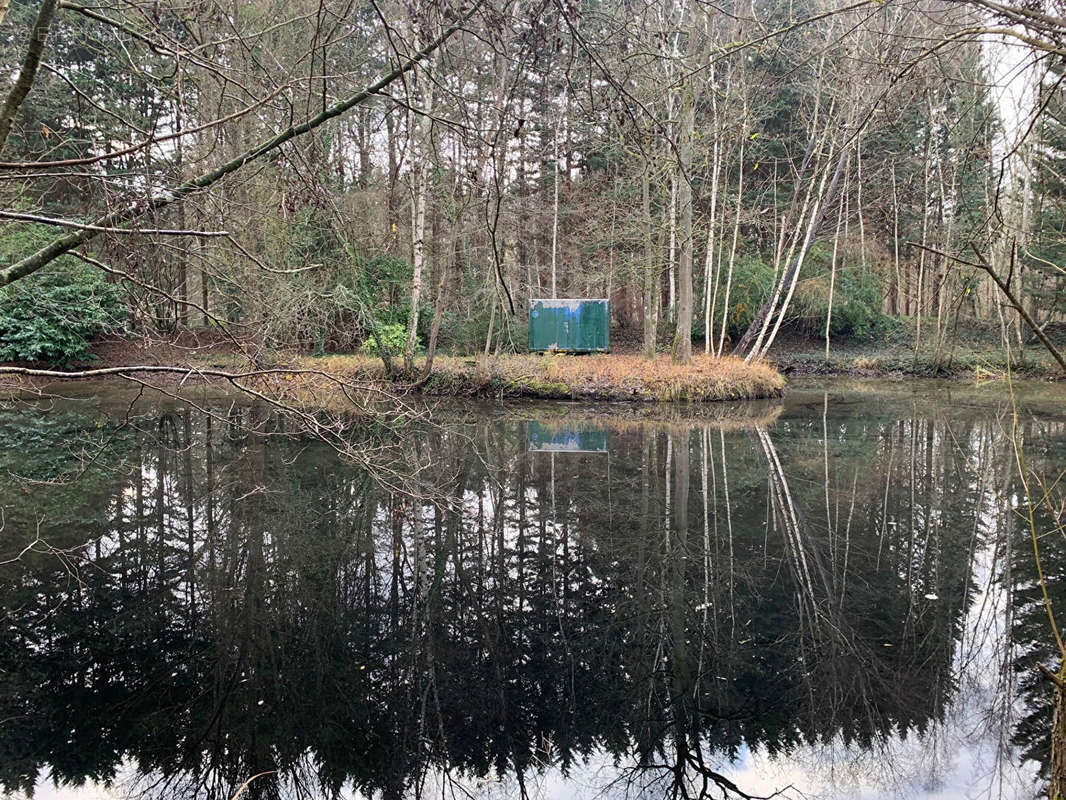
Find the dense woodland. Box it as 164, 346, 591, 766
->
0, 0, 1065, 371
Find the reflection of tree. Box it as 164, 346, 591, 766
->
1009, 417, 1066, 792
0, 397, 1002, 799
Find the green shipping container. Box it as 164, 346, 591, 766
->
528, 298, 610, 353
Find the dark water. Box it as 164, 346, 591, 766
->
1, 379, 1064, 800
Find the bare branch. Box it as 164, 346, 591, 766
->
0, 1, 483, 289
0, 210, 228, 236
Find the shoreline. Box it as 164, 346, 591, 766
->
3, 334, 1063, 406
302, 353, 785, 402
0, 348, 784, 404
771, 350, 1065, 381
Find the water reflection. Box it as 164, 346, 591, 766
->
0, 383, 1063, 799
527, 419, 608, 452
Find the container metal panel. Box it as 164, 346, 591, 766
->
528, 298, 609, 352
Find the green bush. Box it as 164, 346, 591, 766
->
433, 311, 479, 354
830, 267, 884, 341
359, 323, 418, 358
793, 264, 888, 342
720, 254, 777, 337
0, 261, 127, 365
432, 308, 528, 356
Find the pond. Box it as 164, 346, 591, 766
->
1, 378, 1064, 800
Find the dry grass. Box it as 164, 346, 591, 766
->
303, 352, 784, 403
1, 349, 782, 414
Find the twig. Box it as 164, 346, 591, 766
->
0, 1, 482, 288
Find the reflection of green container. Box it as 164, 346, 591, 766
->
528, 299, 609, 353
528, 420, 608, 453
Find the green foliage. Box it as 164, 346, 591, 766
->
808, 267, 887, 341
357, 255, 417, 327
359, 323, 418, 358
255, 206, 430, 354
692, 254, 776, 346
831, 268, 886, 341
0, 231, 126, 364
792, 254, 889, 342
1025, 64, 1066, 322
721, 254, 777, 337
433, 311, 482, 354
431, 307, 528, 356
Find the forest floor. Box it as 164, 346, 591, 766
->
608, 317, 1065, 381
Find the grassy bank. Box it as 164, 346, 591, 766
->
304, 353, 785, 402
1, 340, 784, 404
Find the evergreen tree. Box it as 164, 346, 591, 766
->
1026, 62, 1066, 326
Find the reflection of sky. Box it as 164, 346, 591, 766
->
400, 729, 1037, 800
14, 774, 124, 800
25, 720, 1036, 800
528, 422, 608, 452
538, 431, 584, 451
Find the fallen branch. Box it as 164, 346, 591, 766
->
1039, 661, 1066, 692
0, 362, 383, 386
973, 244, 1066, 373
0, 79, 294, 171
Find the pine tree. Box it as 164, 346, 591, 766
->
1026, 62, 1066, 326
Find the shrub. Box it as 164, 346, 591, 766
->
359, 323, 417, 358
255, 207, 424, 353
720, 254, 777, 337
433, 311, 481, 354
830, 267, 884, 340
0, 260, 127, 365
792, 262, 888, 342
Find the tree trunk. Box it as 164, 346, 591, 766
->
826, 164, 847, 361
734, 138, 848, 361
1049, 670, 1066, 800
703, 78, 721, 355
551, 88, 565, 299
420, 251, 449, 380
672, 95, 695, 364
717, 135, 744, 357
642, 165, 658, 359
0, 14, 473, 288
667, 171, 677, 316
404, 60, 435, 373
